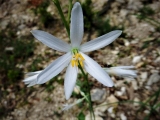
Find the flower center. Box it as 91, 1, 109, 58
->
71, 48, 85, 67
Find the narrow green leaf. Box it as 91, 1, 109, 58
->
77, 112, 85, 120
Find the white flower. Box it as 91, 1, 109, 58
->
104, 66, 137, 79
24, 2, 122, 100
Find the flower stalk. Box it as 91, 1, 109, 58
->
78, 62, 95, 120
52, 0, 70, 37
67, 0, 73, 24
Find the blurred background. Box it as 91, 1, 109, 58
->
0, 0, 160, 119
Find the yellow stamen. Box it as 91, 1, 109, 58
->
79, 54, 84, 60
75, 60, 78, 66
71, 59, 75, 67
71, 53, 85, 67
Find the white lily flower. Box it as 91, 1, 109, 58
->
24, 2, 122, 100
104, 66, 137, 79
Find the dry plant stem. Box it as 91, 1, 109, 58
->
52, 0, 70, 37
78, 62, 95, 120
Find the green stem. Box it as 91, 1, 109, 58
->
147, 88, 160, 119
67, 0, 73, 24
78, 63, 95, 120
52, 0, 70, 37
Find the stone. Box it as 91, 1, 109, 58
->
129, 15, 139, 25
131, 80, 138, 90
95, 101, 108, 113
18, 24, 26, 30
91, 88, 106, 103
107, 95, 119, 108
120, 9, 128, 18
154, 57, 160, 64
107, 107, 116, 118
5, 47, 14, 51
120, 113, 127, 120
107, 107, 114, 114
0, 19, 10, 30
116, 91, 123, 96
140, 72, 148, 82
85, 113, 103, 120
144, 110, 150, 114
114, 80, 125, 87
147, 73, 160, 86
121, 87, 126, 93
149, 1, 160, 12
133, 97, 140, 107
127, 0, 143, 11
124, 40, 130, 46
115, 87, 126, 96
132, 56, 142, 64
116, 0, 125, 4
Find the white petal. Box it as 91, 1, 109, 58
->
26, 70, 42, 77
80, 30, 122, 52
23, 74, 38, 82
27, 80, 37, 87
37, 52, 72, 84
23, 74, 38, 87
111, 66, 135, 69
70, 2, 83, 47
104, 67, 137, 78
64, 63, 78, 100
81, 52, 114, 87
31, 30, 71, 52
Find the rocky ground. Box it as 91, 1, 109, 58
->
0, 0, 160, 120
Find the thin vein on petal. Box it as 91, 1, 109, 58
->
37, 52, 72, 84
31, 30, 71, 52
81, 52, 114, 87
70, 2, 84, 47
64, 63, 78, 100
80, 30, 122, 52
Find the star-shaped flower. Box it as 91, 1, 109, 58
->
24, 2, 122, 100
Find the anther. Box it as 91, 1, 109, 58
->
70, 53, 85, 67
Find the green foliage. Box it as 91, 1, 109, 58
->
0, 29, 35, 119
0, 30, 35, 85
76, 78, 91, 94
7, 70, 22, 82
138, 88, 160, 119
45, 78, 55, 92
96, 19, 124, 36
77, 112, 85, 120
141, 38, 160, 50
156, 26, 160, 32
137, 6, 155, 20
142, 41, 150, 49
28, 55, 43, 71
81, 0, 93, 31
32, 0, 54, 28
44, 96, 52, 102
